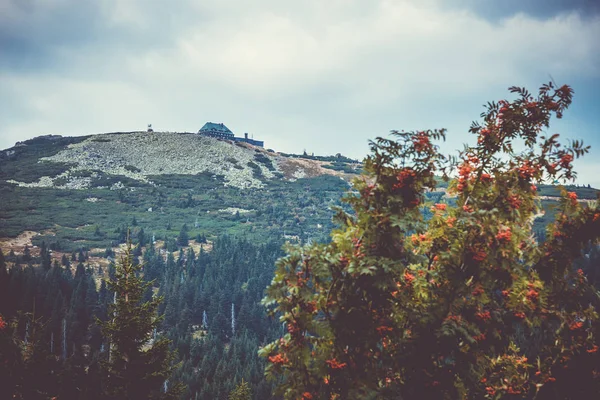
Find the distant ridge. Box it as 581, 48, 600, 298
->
2, 131, 360, 191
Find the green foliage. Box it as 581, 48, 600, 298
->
246, 161, 264, 179
177, 224, 189, 247
229, 378, 252, 400
143, 235, 284, 399
99, 241, 184, 399
537, 184, 599, 199
0, 165, 349, 249
0, 311, 61, 399
1, 85, 597, 400
0, 251, 107, 399
261, 82, 600, 399
254, 153, 276, 171
148, 172, 225, 189
124, 164, 142, 173
0, 135, 87, 183
280, 152, 358, 164
322, 161, 361, 174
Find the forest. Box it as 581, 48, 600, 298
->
0, 233, 287, 399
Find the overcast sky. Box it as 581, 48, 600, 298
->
1, 0, 599, 186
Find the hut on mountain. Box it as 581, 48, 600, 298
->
198, 122, 265, 147
198, 122, 234, 140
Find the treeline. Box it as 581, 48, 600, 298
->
148, 235, 284, 399
0, 245, 108, 398
0, 234, 285, 399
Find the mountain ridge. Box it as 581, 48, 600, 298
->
0, 130, 597, 253
0, 131, 361, 254
2, 131, 361, 190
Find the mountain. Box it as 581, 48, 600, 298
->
0, 131, 361, 256
0, 131, 365, 399
4, 131, 359, 190
0, 131, 598, 399
1, 130, 598, 268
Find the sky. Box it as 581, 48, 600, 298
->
1, 0, 599, 186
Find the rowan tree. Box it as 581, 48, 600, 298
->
261, 82, 600, 399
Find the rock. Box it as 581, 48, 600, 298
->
5, 131, 356, 190
40, 132, 280, 189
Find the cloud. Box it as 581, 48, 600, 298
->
0, 0, 105, 69
448, 0, 600, 21
1, 0, 599, 186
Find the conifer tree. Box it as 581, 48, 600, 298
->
99, 240, 184, 399
0, 250, 7, 308
177, 224, 190, 247
40, 242, 51, 270
229, 378, 252, 400
22, 245, 31, 262
61, 254, 71, 268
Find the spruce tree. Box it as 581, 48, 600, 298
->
229, 378, 252, 400
22, 245, 31, 262
61, 254, 70, 268
40, 242, 51, 270
177, 224, 189, 247
99, 241, 184, 399
0, 250, 7, 309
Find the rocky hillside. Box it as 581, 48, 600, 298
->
0, 131, 362, 255
0, 131, 597, 257
5, 132, 359, 190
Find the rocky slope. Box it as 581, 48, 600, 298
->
6, 131, 358, 190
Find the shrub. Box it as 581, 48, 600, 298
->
261, 83, 600, 399
255, 153, 276, 171
247, 161, 264, 179
124, 164, 141, 173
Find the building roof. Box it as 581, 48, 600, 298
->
199, 122, 233, 134
234, 137, 264, 147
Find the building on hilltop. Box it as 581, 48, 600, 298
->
198, 122, 264, 147
198, 122, 234, 139
234, 132, 264, 147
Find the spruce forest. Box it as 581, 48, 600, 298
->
1, 82, 600, 400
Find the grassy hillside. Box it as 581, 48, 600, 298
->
0, 133, 360, 252
0, 132, 598, 253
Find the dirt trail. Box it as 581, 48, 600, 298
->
0, 231, 40, 255
278, 157, 357, 180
